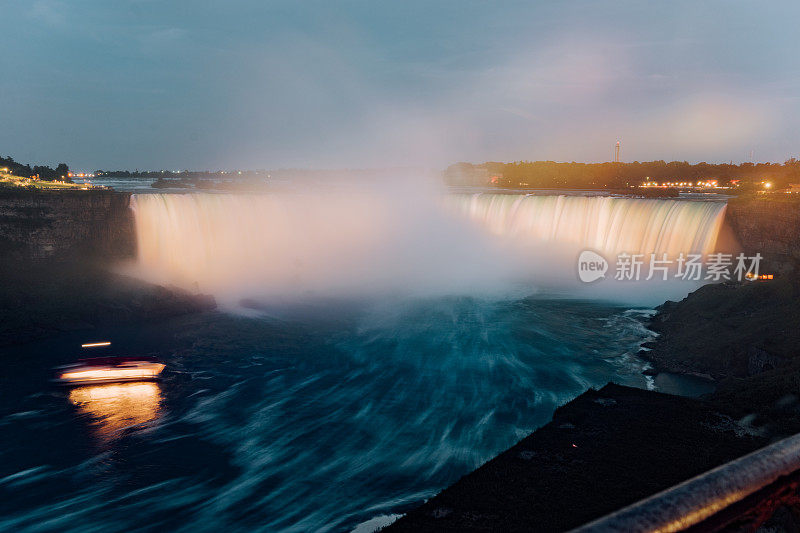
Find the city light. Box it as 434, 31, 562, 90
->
640, 179, 722, 189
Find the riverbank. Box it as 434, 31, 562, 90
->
725, 194, 800, 274
641, 278, 800, 381
385, 383, 766, 532
642, 276, 800, 436
0, 172, 96, 190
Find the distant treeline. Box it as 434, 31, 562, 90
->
445, 160, 800, 189
0, 156, 70, 181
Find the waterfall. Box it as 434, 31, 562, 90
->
130, 192, 727, 303
445, 193, 727, 258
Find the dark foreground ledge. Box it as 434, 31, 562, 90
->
386, 383, 766, 532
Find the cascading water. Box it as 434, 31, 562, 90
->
130, 191, 515, 303
445, 193, 727, 258
130, 191, 727, 305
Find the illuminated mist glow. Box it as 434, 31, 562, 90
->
130, 190, 513, 303
130, 192, 727, 305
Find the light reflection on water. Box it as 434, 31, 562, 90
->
69, 382, 163, 441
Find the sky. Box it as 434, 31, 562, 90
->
2, 0, 800, 171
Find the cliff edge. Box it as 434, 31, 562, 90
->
0, 188, 135, 260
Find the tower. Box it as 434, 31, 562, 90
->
615, 141, 620, 163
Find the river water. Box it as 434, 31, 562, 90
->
0, 188, 723, 532
1, 297, 696, 532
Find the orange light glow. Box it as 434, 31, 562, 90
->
69, 382, 162, 441
60, 362, 165, 384
81, 341, 111, 348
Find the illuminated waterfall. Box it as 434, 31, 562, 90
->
445, 193, 726, 258
130, 192, 727, 301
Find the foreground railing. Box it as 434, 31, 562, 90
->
571, 432, 800, 532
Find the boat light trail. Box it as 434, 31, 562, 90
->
81, 341, 111, 348
59, 362, 165, 384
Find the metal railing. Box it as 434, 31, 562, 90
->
571, 432, 800, 532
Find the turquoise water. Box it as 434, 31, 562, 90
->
0, 295, 677, 532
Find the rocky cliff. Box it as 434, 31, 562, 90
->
641, 279, 800, 380
0, 189, 135, 260
0, 191, 216, 347
725, 195, 800, 273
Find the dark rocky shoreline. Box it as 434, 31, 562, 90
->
640, 279, 800, 381
386, 383, 767, 532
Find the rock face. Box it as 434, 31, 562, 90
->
0, 189, 135, 260
641, 280, 800, 381
637, 195, 800, 380
725, 195, 800, 274
385, 384, 765, 532
747, 346, 786, 376
0, 190, 216, 347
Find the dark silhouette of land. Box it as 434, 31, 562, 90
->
386, 383, 766, 532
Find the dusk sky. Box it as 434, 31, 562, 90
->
2, 0, 800, 170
